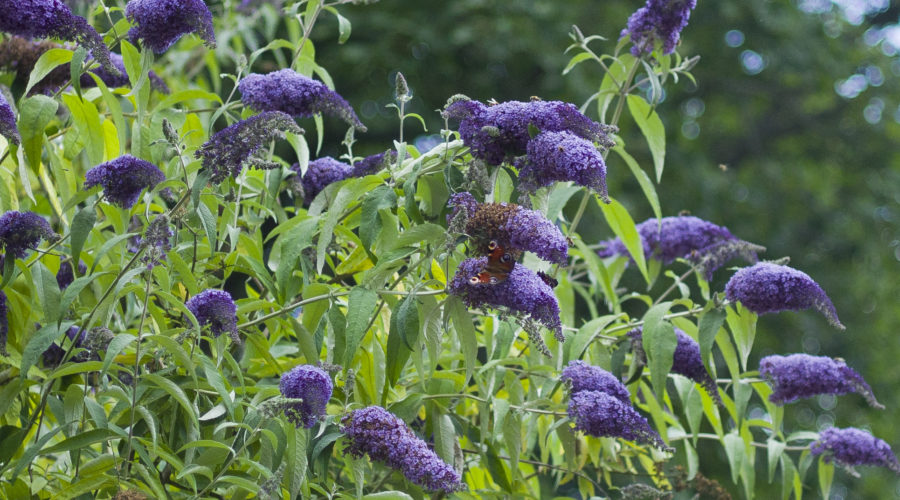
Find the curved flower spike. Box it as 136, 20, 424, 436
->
125, 0, 216, 54
725, 262, 843, 329
568, 390, 672, 452
84, 155, 166, 209
811, 427, 900, 475
759, 354, 882, 408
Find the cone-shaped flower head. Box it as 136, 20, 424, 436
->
0, 291, 7, 356
0, 88, 19, 145
568, 390, 670, 451
80, 52, 169, 93
0, 211, 56, 259
725, 262, 843, 329
811, 427, 900, 474
350, 150, 396, 178
598, 216, 761, 280
186, 289, 238, 342
759, 354, 881, 408
297, 157, 352, 205
628, 327, 721, 405
125, 0, 216, 54
449, 257, 561, 337
449, 192, 568, 265
443, 98, 611, 166
0, 0, 116, 74
84, 155, 166, 209
56, 260, 87, 290
520, 130, 609, 200
560, 360, 631, 403
279, 364, 333, 428
195, 111, 302, 184
342, 406, 463, 493
624, 0, 697, 56
239, 69, 366, 131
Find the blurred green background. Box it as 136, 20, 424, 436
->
256, 0, 899, 496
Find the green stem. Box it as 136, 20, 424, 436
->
119, 270, 154, 479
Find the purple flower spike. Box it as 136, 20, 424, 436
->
0, 89, 19, 145
195, 111, 302, 184
125, 0, 216, 54
598, 216, 761, 280
449, 257, 561, 338
56, 260, 87, 290
0, 211, 56, 259
759, 354, 882, 408
443, 98, 611, 166
629, 327, 721, 405
186, 289, 239, 342
297, 157, 352, 205
350, 150, 396, 178
560, 360, 631, 403
624, 0, 697, 56
568, 390, 671, 451
279, 364, 333, 428
84, 155, 166, 209
0, 0, 116, 74
239, 69, 366, 131
520, 131, 609, 200
502, 207, 569, 265
725, 262, 844, 329
811, 427, 900, 475
342, 406, 463, 493
0, 291, 8, 356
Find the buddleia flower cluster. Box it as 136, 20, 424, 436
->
443, 97, 614, 196
84, 155, 167, 209
759, 354, 882, 408
0, 211, 57, 259
239, 69, 366, 131
623, 0, 697, 56
289, 151, 396, 203
561, 360, 670, 451
628, 327, 721, 405
139, 215, 173, 269
342, 406, 463, 493
598, 215, 762, 280
810, 427, 900, 475
125, 0, 216, 54
195, 111, 302, 184
0, 0, 116, 74
0, 87, 19, 145
278, 364, 333, 428
725, 262, 843, 329
186, 289, 239, 343
56, 260, 87, 290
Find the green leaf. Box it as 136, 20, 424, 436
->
385, 294, 419, 386
143, 373, 199, 430
447, 296, 478, 384
562, 52, 593, 75
18, 95, 59, 171
61, 93, 105, 166
626, 94, 666, 182
362, 493, 414, 500
196, 200, 217, 250
101, 334, 136, 377
41, 428, 119, 455
324, 6, 352, 44
612, 145, 662, 222
387, 223, 446, 251
300, 283, 331, 337
723, 432, 744, 485
767, 439, 786, 483
70, 205, 96, 265
316, 184, 357, 273
697, 306, 726, 367
69, 47, 87, 97
360, 185, 397, 250
599, 197, 649, 283
34, 262, 61, 324
25, 48, 73, 95
152, 89, 222, 114
58, 272, 108, 321
818, 459, 834, 499
285, 423, 308, 498
342, 287, 378, 366
641, 302, 676, 399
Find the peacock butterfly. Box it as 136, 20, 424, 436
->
468, 240, 515, 284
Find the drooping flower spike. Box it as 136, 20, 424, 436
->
560, 360, 631, 403
623, 0, 697, 56
598, 216, 762, 280
0, 211, 57, 259
298, 157, 352, 205
279, 364, 333, 428
568, 390, 671, 452
810, 427, 900, 475
725, 262, 843, 329
239, 69, 366, 131
125, 0, 216, 54
0, 0, 116, 74
84, 155, 166, 209
759, 354, 882, 408
519, 130, 609, 200
195, 111, 302, 184
342, 406, 463, 493
186, 289, 239, 343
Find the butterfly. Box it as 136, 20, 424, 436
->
469, 240, 515, 285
